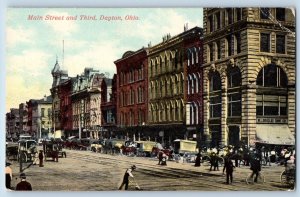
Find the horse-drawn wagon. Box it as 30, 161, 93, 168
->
135, 141, 157, 157
43, 140, 66, 161
17, 140, 37, 162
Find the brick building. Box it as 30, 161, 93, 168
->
101, 75, 117, 138
203, 8, 295, 147
58, 79, 73, 138
50, 59, 69, 138
148, 27, 203, 145
6, 108, 20, 139
115, 48, 148, 139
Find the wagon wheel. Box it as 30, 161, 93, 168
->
218, 157, 224, 166
201, 155, 211, 163
19, 152, 27, 163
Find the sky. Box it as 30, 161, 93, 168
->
6, 8, 203, 112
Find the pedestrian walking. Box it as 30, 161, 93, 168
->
5, 162, 13, 189
53, 146, 59, 162
161, 153, 167, 165
250, 155, 261, 182
39, 150, 44, 167
157, 151, 163, 165
32, 151, 39, 165
223, 156, 235, 184
194, 152, 201, 167
210, 153, 216, 171
16, 173, 32, 191
118, 165, 136, 190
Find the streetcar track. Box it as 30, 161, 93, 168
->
65, 150, 287, 191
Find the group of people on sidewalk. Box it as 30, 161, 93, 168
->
5, 147, 60, 191
5, 162, 32, 191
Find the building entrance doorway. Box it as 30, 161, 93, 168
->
210, 125, 221, 148
228, 126, 240, 147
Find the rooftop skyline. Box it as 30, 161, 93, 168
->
6, 8, 203, 112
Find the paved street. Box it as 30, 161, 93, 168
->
8, 148, 293, 191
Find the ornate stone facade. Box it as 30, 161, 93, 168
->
203, 8, 295, 147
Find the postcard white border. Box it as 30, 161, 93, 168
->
0, 1, 299, 197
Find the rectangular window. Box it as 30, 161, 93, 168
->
209, 44, 213, 62
236, 8, 242, 21
276, 34, 285, 54
260, 33, 270, 52
228, 93, 241, 117
256, 95, 287, 116
276, 8, 285, 21
41, 108, 45, 117
222, 10, 226, 28
217, 41, 221, 59
227, 8, 233, 24
209, 95, 222, 118
208, 15, 213, 32
260, 8, 270, 19
236, 33, 241, 54
216, 12, 220, 29
227, 35, 232, 56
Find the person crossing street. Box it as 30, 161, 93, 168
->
118, 165, 137, 190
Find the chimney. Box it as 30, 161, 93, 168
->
44, 95, 47, 101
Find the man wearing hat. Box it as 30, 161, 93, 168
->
118, 165, 136, 190
16, 173, 32, 191
5, 162, 12, 189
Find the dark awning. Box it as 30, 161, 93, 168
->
256, 124, 295, 145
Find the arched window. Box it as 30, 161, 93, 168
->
209, 72, 222, 91
165, 54, 169, 72
197, 72, 201, 93
256, 64, 287, 87
256, 64, 288, 116
191, 75, 195, 94
175, 100, 179, 121
166, 102, 170, 122
181, 74, 184, 94
191, 49, 194, 65
160, 56, 164, 74
194, 48, 198, 64
190, 103, 194, 124
187, 49, 191, 66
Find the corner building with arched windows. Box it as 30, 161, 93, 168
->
203, 8, 295, 148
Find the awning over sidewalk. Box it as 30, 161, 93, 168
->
256, 124, 295, 145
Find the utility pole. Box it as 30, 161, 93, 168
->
79, 99, 84, 140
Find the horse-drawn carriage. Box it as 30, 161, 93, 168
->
17, 140, 37, 162
43, 140, 66, 160
135, 141, 157, 157
102, 139, 125, 154
6, 142, 19, 160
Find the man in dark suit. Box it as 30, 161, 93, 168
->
16, 173, 32, 191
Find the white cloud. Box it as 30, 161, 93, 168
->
63, 40, 121, 77
6, 74, 51, 112
6, 49, 53, 111
119, 9, 201, 45
6, 26, 35, 47
44, 11, 79, 36
7, 50, 52, 76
